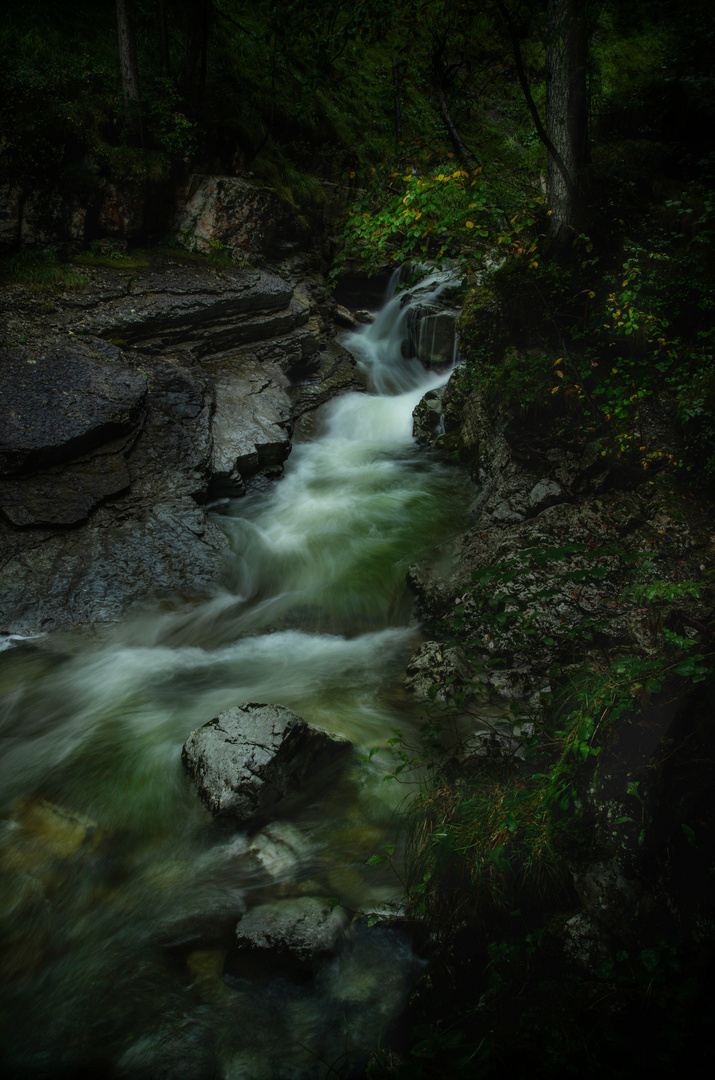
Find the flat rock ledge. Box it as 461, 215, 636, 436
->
181, 703, 352, 821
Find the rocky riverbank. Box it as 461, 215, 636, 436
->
0, 252, 362, 637
384, 329, 715, 1074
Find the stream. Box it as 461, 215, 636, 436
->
0, 273, 473, 1079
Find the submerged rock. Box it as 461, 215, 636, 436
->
233, 896, 350, 967
182, 703, 352, 821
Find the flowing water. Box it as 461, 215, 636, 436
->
0, 274, 473, 1079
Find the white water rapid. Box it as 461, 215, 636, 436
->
0, 271, 472, 1080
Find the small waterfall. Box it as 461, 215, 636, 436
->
343, 266, 461, 393
0, 267, 472, 1079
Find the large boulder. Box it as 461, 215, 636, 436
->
174, 175, 301, 261
182, 703, 352, 821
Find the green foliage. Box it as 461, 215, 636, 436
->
332, 163, 541, 281
0, 250, 87, 290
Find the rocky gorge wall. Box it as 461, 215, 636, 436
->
396, 341, 715, 1071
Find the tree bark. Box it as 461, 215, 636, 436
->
183, 0, 211, 100
545, 0, 589, 249
157, 0, 171, 78
393, 56, 402, 150
116, 0, 141, 101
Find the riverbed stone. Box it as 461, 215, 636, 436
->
182, 704, 352, 821
233, 896, 350, 966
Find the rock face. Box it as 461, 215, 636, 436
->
174, 175, 301, 260
0, 340, 146, 527
182, 703, 352, 821
409, 363, 715, 710
0, 254, 360, 635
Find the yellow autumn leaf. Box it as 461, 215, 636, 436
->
554, 357, 562, 365
465, 220, 475, 229
556, 370, 564, 378
551, 387, 560, 394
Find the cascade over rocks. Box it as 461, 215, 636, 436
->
0, 254, 362, 636
181, 703, 352, 822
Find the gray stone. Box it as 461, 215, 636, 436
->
0, 340, 146, 477
412, 388, 446, 443
405, 302, 458, 368
0, 498, 228, 635
234, 896, 349, 964
173, 175, 299, 261
527, 478, 564, 513
182, 703, 352, 821
0, 340, 146, 527
76, 266, 295, 358
247, 820, 314, 881
563, 913, 611, 973
404, 641, 476, 704
203, 354, 292, 494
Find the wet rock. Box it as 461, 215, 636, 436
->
406, 303, 458, 368
336, 304, 360, 329
1, 796, 99, 870
412, 387, 446, 443
290, 340, 364, 434
233, 896, 349, 966
182, 703, 352, 822
247, 820, 314, 881
463, 727, 525, 759
0, 498, 227, 635
563, 913, 611, 973
0, 340, 146, 527
203, 354, 292, 496
404, 641, 477, 705
0, 255, 365, 635
151, 887, 248, 950
573, 859, 640, 933
78, 266, 295, 358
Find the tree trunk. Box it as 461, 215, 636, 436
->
392, 56, 402, 150
157, 0, 171, 78
116, 0, 141, 100
545, 0, 589, 249
183, 0, 211, 101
